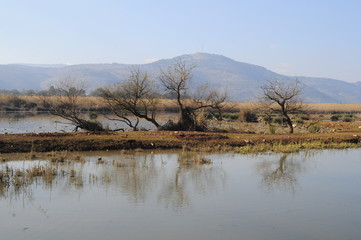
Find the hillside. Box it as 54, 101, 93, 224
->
0, 53, 360, 103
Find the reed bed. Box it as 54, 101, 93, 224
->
0, 154, 86, 196
305, 103, 361, 114
1, 94, 361, 114
230, 102, 361, 114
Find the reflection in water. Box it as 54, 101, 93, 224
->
158, 153, 224, 210
256, 153, 308, 194
0, 151, 225, 210
1, 150, 361, 240
0, 112, 179, 133
0, 159, 84, 203
100, 154, 160, 204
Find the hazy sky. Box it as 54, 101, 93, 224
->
1, 0, 360, 82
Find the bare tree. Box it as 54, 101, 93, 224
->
160, 60, 227, 131
100, 68, 161, 131
41, 76, 105, 132
260, 79, 304, 133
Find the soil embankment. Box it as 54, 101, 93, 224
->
0, 131, 360, 153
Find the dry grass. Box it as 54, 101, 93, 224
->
305, 103, 361, 113
39, 95, 107, 109
2, 94, 361, 114
0, 94, 108, 110
230, 102, 361, 114
0, 160, 86, 196
1, 125, 361, 154
0, 164, 58, 191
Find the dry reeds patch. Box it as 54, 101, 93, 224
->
305, 103, 361, 114
0, 160, 88, 195
1, 94, 361, 114
231, 102, 361, 114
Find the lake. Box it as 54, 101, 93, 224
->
0, 112, 178, 133
1, 149, 360, 240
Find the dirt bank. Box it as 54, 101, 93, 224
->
0, 130, 360, 153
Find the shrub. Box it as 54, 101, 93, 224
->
160, 119, 207, 131
8, 96, 27, 108
222, 112, 239, 121
24, 102, 37, 109
296, 119, 304, 124
330, 115, 340, 121
342, 114, 354, 122
273, 117, 285, 124
308, 123, 321, 133
263, 115, 272, 124
269, 125, 276, 134
297, 114, 310, 120
239, 109, 258, 122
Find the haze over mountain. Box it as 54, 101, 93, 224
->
0, 53, 360, 103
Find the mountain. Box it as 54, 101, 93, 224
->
0, 53, 360, 103
0, 64, 52, 90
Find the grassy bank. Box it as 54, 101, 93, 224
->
0, 130, 360, 154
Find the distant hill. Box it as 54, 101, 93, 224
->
0, 65, 52, 90
0, 53, 360, 103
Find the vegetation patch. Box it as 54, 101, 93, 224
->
175, 133, 229, 141
234, 141, 360, 154
1, 130, 360, 154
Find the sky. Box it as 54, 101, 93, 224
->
0, 0, 360, 82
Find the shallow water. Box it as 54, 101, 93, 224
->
0, 112, 177, 133
0, 149, 361, 240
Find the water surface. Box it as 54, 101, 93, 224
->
0, 149, 360, 240
0, 112, 177, 133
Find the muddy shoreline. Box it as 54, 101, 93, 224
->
0, 131, 360, 153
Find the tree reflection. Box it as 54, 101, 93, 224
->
97, 154, 160, 204
157, 152, 225, 210
257, 153, 306, 194
0, 152, 226, 211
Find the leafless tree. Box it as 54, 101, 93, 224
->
159, 60, 227, 131
40, 76, 105, 132
260, 79, 305, 133
100, 68, 161, 131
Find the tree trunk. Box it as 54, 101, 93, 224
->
283, 114, 294, 134
179, 107, 196, 131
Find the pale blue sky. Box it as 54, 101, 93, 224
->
1, 0, 360, 82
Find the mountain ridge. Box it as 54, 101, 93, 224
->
0, 53, 360, 103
